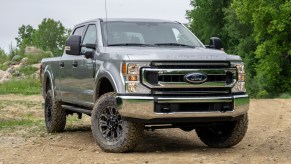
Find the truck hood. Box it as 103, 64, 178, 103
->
104, 47, 241, 62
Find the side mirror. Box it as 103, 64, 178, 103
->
65, 35, 81, 55
209, 37, 223, 50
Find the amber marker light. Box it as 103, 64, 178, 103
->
122, 63, 127, 76
238, 74, 245, 81
128, 75, 138, 81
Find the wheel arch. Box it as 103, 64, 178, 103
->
42, 65, 55, 99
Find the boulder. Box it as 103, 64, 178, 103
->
20, 57, 29, 66
25, 46, 43, 55
0, 70, 12, 83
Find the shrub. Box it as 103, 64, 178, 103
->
18, 65, 38, 76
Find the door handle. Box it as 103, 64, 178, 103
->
60, 62, 64, 67
72, 61, 78, 67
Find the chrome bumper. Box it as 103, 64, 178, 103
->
116, 95, 249, 120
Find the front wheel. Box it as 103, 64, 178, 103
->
196, 114, 248, 148
91, 92, 144, 153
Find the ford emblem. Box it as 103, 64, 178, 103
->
184, 72, 208, 84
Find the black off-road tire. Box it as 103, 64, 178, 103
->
44, 90, 66, 133
196, 114, 248, 148
91, 92, 144, 153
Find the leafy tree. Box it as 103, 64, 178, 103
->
15, 25, 35, 50
223, 2, 258, 96
231, 0, 291, 97
187, 0, 232, 49
31, 18, 70, 56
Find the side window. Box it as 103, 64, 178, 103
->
73, 26, 85, 36
81, 25, 97, 53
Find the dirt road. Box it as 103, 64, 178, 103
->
0, 95, 290, 164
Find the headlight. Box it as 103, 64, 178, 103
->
122, 63, 150, 94
232, 62, 246, 93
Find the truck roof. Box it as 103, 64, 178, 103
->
76, 18, 178, 26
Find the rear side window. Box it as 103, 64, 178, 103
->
73, 26, 85, 36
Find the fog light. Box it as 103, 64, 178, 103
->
127, 83, 137, 93
232, 82, 246, 93
128, 75, 138, 81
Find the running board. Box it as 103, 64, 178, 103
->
62, 105, 92, 116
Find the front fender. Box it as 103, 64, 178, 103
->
94, 61, 125, 100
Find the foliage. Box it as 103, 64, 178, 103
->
0, 48, 8, 64
25, 51, 54, 65
15, 25, 35, 51
0, 78, 40, 95
15, 18, 71, 56
31, 18, 70, 56
187, 0, 291, 98
279, 92, 291, 99
18, 65, 38, 76
187, 0, 232, 49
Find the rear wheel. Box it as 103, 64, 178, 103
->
44, 90, 66, 133
196, 114, 248, 148
91, 92, 144, 153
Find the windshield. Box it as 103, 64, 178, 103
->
102, 21, 203, 48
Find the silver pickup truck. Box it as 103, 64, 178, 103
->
41, 18, 249, 153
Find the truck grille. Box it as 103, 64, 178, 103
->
141, 61, 237, 95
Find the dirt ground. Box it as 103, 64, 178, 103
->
0, 95, 290, 164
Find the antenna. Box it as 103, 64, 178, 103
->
105, 0, 108, 51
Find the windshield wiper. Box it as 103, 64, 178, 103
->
154, 43, 196, 48
108, 43, 154, 47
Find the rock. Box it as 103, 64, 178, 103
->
25, 46, 43, 55
31, 63, 41, 69
0, 70, 12, 83
20, 57, 29, 66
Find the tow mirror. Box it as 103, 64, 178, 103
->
209, 37, 224, 50
65, 35, 81, 55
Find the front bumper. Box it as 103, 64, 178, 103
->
116, 94, 249, 122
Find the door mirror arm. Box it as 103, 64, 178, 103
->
84, 51, 95, 59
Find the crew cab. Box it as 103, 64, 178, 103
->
41, 18, 249, 153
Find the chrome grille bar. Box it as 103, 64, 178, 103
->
142, 68, 237, 89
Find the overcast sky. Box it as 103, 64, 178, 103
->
0, 0, 192, 52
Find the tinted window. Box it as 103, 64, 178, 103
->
73, 26, 85, 36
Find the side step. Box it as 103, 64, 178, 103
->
62, 105, 92, 116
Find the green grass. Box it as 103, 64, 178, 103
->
0, 78, 40, 95
19, 65, 38, 76
0, 119, 37, 129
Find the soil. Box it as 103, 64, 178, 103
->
0, 95, 290, 164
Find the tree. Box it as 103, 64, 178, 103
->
15, 25, 35, 49
32, 18, 70, 56
231, 0, 291, 97
187, 0, 232, 49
